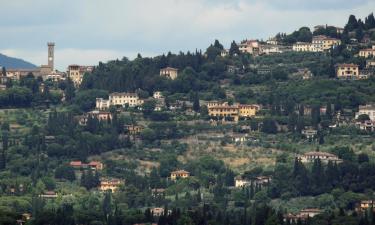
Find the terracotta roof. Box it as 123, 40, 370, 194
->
171, 170, 190, 175
70, 161, 82, 166
335, 63, 359, 67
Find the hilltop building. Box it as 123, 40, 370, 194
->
67, 65, 94, 86
5, 42, 56, 80
239, 40, 260, 55
311, 35, 341, 52
160, 67, 178, 80
292, 42, 312, 52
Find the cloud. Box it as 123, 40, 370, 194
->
0, 0, 374, 70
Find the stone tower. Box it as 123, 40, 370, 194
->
47, 42, 55, 71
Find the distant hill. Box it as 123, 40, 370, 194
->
0, 53, 37, 69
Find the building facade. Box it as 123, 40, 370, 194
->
335, 63, 360, 79
356, 105, 375, 121
67, 65, 94, 86
359, 46, 375, 58
208, 103, 260, 121
160, 67, 178, 80
239, 40, 260, 55
109, 92, 144, 107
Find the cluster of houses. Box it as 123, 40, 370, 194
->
0, 43, 94, 87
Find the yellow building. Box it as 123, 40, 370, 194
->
99, 179, 122, 192
170, 170, 190, 180
335, 63, 360, 79
109, 92, 144, 107
208, 105, 240, 121
160, 67, 178, 80
311, 35, 341, 52
292, 42, 311, 52
359, 46, 375, 58
67, 65, 94, 86
207, 104, 260, 121
239, 104, 260, 118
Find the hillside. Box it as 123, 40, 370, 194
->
0, 53, 36, 69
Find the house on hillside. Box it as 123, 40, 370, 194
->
356, 105, 375, 121
299, 151, 342, 164
99, 179, 123, 192
170, 170, 190, 180
160, 67, 178, 80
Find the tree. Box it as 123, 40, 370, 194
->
229, 41, 240, 56
261, 118, 277, 134
0, 125, 9, 170
357, 114, 370, 122
358, 153, 369, 164
345, 15, 358, 32
1, 67, 6, 77
142, 100, 156, 116
193, 92, 200, 112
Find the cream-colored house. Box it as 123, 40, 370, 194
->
292, 42, 312, 52
170, 170, 190, 180
335, 63, 360, 79
96, 98, 111, 110
99, 179, 122, 192
359, 46, 375, 58
160, 67, 178, 80
153, 91, 163, 99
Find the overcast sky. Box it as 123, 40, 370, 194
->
0, 0, 374, 70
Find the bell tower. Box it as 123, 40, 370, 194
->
47, 42, 55, 71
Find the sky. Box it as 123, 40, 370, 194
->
0, 0, 374, 70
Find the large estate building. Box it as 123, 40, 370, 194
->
96, 92, 144, 110
359, 46, 375, 58
292, 35, 341, 52
335, 63, 361, 79
207, 102, 260, 121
